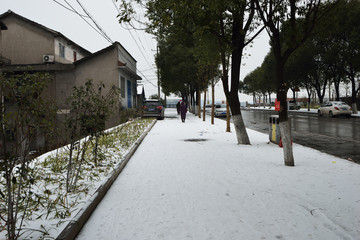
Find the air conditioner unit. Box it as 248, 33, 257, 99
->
43, 55, 55, 63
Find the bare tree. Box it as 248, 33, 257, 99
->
254, 0, 339, 166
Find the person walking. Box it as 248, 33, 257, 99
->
180, 100, 187, 123
176, 100, 181, 115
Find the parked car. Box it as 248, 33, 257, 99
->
288, 100, 300, 110
318, 101, 352, 117
142, 100, 165, 120
204, 104, 212, 114
214, 104, 228, 117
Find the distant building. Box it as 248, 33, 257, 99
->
166, 98, 181, 108
0, 10, 142, 149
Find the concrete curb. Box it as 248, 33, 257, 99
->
55, 119, 157, 240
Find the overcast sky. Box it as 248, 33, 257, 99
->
1, 0, 270, 102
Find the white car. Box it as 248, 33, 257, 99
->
205, 104, 212, 114
318, 101, 352, 117
214, 104, 228, 117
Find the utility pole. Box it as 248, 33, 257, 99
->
156, 45, 160, 100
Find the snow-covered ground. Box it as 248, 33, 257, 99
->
76, 108, 360, 240
0, 119, 156, 240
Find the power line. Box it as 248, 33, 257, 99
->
111, 0, 157, 88
51, 0, 88, 17
138, 6, 156, 52
53, 0, 156, 90
140, 67, 157, 72
138, 70, 157, 88
111, 1, 154, 69
75, 0, 113, 43
58, 0, 113, 44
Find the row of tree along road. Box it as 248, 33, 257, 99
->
119, 0, 359, 166
241, 0, 360, 113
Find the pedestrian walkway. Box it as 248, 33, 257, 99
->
76, 108, 360, 240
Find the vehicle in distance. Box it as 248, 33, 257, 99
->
288, 100, 300, 110
215, 104, 228, 117
204, 104, 212, 114
318, 101, 352, 117
142, 100, 165, 120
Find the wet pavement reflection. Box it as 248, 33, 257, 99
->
240, 109, 360, 164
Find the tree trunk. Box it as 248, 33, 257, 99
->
217, 11, 250, 144
94, 134, 99, 167
263, 94, 266, 108
268, 92, 272, 109
203, 89, 206, 121
211, 80, 215, 125
278, 89, 294, 166
190, 87, 195, 114
198, 90, 201, 118
226, 100, 230, 132
279, 120, 294, 166
334, 77, 341, 101
228, 93, 249, 144
350, 75, 359, 114
314, 78, 327, 104
352, 103, 358, 114
227, 72, 250, 144
306, 86, 312, 111
276, 55, 295, 166
6, 168, 15, 240
292, 89, 296, 101
66, 142, 75, 192
232, 114, 249, 143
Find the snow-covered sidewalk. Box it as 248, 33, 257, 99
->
76, 108, 360, 240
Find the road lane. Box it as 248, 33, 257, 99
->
239, 109, 360, 163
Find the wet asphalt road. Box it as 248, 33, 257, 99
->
239, 108, 360, 164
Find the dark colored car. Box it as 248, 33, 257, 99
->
288, 100, 300, 110
142, 100, 165, 120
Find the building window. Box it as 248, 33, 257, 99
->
120, 76, 125, 98
73, 51, 77, 62
59, 43, 65, 58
